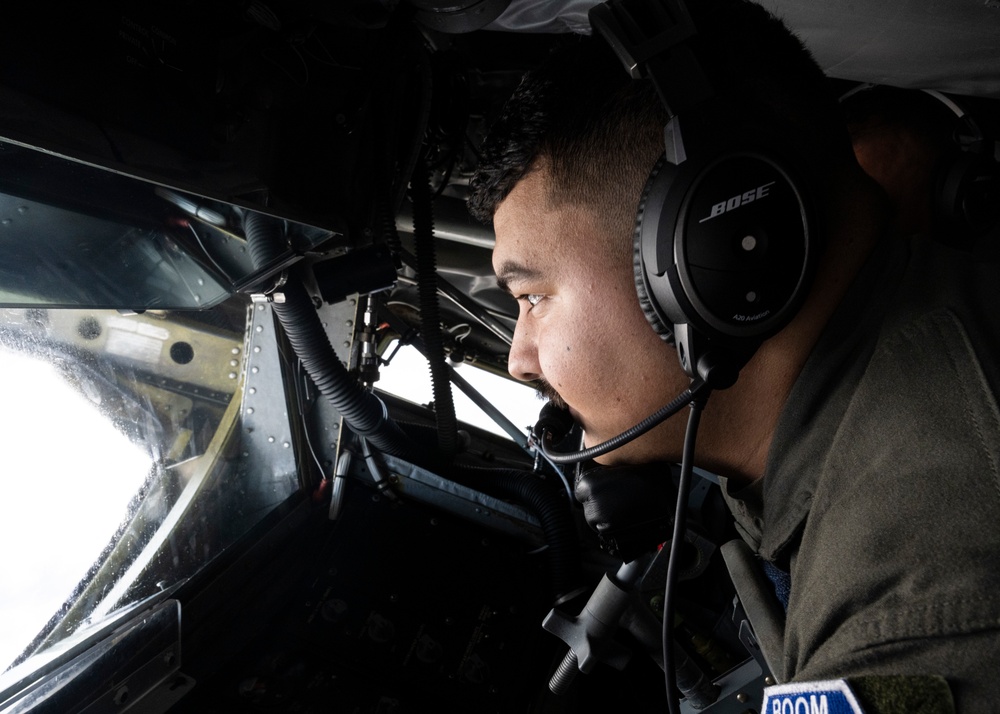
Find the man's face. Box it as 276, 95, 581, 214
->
492, 167, 687, 465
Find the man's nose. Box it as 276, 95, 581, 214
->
506, 319, 541, 382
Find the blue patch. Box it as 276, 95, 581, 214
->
762, 560, 791, 610
762, 680, 866, 714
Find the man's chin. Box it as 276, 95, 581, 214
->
588, 437, 656, 467
582, 427, 615, 454
589, 444, 634, 467
585, 419, 679, 467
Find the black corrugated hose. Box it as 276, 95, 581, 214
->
409, 154, 460, 459
243, 211, 428, 461
451, 465, 582, 601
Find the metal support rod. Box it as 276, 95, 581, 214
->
379, 309, 572, 498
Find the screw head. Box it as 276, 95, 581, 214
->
113, 686, 130, 706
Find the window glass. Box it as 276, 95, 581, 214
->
0, 140, 334, 310
376, 340, 543, 439
0, 300, 298, 673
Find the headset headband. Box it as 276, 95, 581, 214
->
590, 0, 819, 388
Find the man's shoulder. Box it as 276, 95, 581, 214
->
750, 232, 1000, 560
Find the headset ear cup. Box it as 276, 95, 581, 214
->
934, 150, 1000, 238
635, 149, 817, 344
633, 161, 675, 341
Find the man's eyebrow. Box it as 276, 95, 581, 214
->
494, 262, 543, 295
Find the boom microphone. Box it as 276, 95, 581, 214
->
533, 400, 577, 446
537, 380, 710, 464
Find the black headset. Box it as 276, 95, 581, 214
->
923, 90, 999, 239
590, 0, 821, 389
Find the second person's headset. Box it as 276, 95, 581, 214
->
590, 0, 822, 389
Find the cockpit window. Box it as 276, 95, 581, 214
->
0, 299, 300, 673
0, 139, 336, 311
376, 340, 542, 440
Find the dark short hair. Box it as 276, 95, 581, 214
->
468, 0, 852, 249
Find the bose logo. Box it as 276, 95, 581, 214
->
699, 181, 776, 223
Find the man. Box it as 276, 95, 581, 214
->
468, 0, 1000, 710
845, 84, 1000, 250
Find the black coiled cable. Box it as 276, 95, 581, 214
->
410, 154, 460, 459
243, 211, 428, 461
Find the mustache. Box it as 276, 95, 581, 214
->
535, 379, 567, 410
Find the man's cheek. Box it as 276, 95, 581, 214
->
538, 351, 577, 401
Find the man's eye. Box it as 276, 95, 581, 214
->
517, 293, 543, 310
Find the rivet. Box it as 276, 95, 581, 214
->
113, 686, 129, 706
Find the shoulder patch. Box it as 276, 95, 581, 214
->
762, 680, 865, 714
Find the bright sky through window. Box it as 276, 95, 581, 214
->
0, 349, 151, 671
376, 341, 542, 439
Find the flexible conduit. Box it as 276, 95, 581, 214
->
409, 155, 460, 459
244, 211, 426, 460
450, 464, 581, 600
